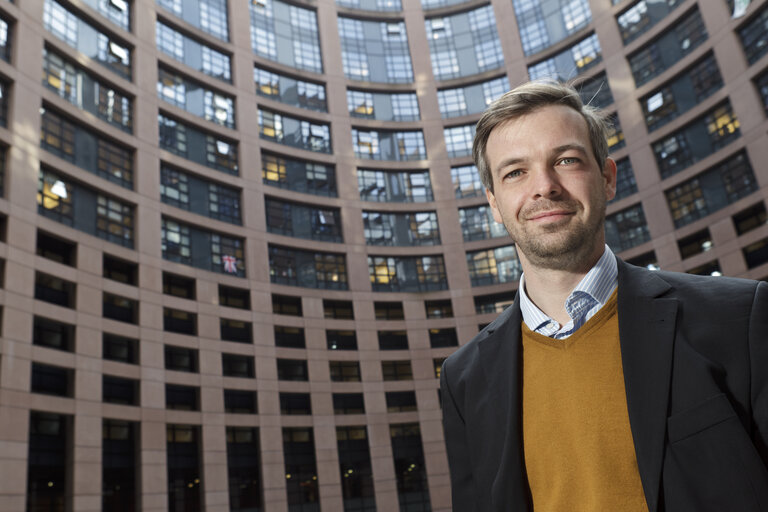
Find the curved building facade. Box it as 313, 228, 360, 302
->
0, 0, 767, 510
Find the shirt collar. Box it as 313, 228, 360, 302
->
519, 245, 618, 333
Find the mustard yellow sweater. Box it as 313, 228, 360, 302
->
521, 292, 648, 511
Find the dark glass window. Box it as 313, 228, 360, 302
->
103, 333, 138, 364
221, 319, 253, 344
226, 427, 263, 512
282, 427, 319, 510
273, 295, 302, 316
164, 345, 198, 373
611, 157, 638, 203
617, 0, 683, 44
429, 328, 458, 348
358, 169, 433, 203
28, 412, 70, 512
337, 426, 375, 512
733, 202, 767, 235
277, 359, 309, 381
627, 251, 660, 270
333, 394, 365, 415
757, 67, 768, 114
35, 272, 75, 308
162, 217, 245, 277
466, 246, 522, 287
390, 423, 431, 511
386, 391, 417, 412
330, 361, 362, 382
677, 229, 713, 259
158, 113, 239, 175
459, 204, 508, 242
33, 316, 74, 352
262, 152, 336, 197
577, 72, 613, 109
369, 255, 448, 292
160, 166, 242, 225
222, 354, 255, 378
352, 128, 426, 161
378, 331, 408, 350
37, 230, 76, 266
451, 164, 483, 199
375, 301, 404, 320
259, 108, 330, 153
165, 384, 199, 410
280, 393, 312, 415
102, 419, 138, 512
103, 293, 138, 324
158, 0, 229, 41
382, 360, 413, 381
31, 363, 73, 397
433, 358, 445, 379
220, 285, 250, 309
327, 330, 358, 350
103, 375, 139, 405
363, 211, 440, 246
158, 67, 235, 128
157, 21, 231, 82
0, 16, 11, 63
163, 272, 195, 299
474, 291, 515, 314
744, 236, 768, 269
686, 260, 721, 276
103, 255, 137, 285
605, 204, 651, 252
269, 245, 348, 290
166, 424, 202, 512
265, 197, 342, 242
256, 65, 326, 112
324, 300, 354, 319
275, 326, 305, 349
739, 5, 768, 65
224, 389, 258, 414
425, 299, 453, 319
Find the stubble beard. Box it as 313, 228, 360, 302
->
505, 199, 606, 272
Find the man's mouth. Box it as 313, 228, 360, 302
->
527, 210, 574, 221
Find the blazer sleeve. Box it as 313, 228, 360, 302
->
441, 360, 476, 511
750, 280, 768, 465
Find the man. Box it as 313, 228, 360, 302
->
440, 80, 768, 511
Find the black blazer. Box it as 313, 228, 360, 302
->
441, 259, 768, 511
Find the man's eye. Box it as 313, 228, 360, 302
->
504, 170, 523, 179
558, 157, 579, 165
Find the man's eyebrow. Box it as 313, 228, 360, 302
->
493, 156, 525, 176
553, 143, 588, 155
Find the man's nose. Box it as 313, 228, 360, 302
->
531, 168, 562, 199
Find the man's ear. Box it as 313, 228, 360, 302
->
486, 187, 504, 224
603, 157, 617, 202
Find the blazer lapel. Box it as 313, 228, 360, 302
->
617, 260, 678, 512
478, 295, 531, 510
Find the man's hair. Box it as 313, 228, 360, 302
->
472, 80, 611, 192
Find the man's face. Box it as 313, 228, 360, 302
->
485, 104, 617, 272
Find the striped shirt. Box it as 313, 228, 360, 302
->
519, 245, 618, 339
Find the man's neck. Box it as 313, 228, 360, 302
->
519, 248, 604, 325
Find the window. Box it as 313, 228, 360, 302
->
164, 345, 198, 372
222, 353, 255, 378
161, 166, 242, 225
159, 0, 229, 41
324, 300, 354, 319
330, 361, 361, 382
459, 205, 507, 241
275, 326, 305, 348
256, 66, 326, 112
258, 108, 331, 153
334, 393, 365, 415
40, 107, 134, 188
336, 426, 375, 512
103, 375, 139, 405
466, 245, 522, 286
220, 285, 250, 309
164, 307, 197, 335
102, 293, 137, 324
327, 330, 358, 350
443, 124, 475, 158
337, 0, 401, 11
226, 427, 263, 511
665, 151, 758, 228
386, 391, 416, 412
611, 157, 638, 203
158, 67, 235, 128
451, 164, 484, 199
28, 412, 71, 512
426, 6, 503, 80
347, 89, 419, 121
262, 152, 336, 197
686, 260, 722, 276
375, 301, 404, 320
352, 128, 426, 161
605, 203, 651, 252
744, 236, 768, 269
269, 245, 348, 290
358, 169, 433, 203
627, 251, 660, 270
577, 72, 613, 109
103, 333, 138, 364
652, 101, 740, 178
378, 331, 408, 350
382, 360, 412, 381
31, 362, 73, 397
425, 300, 452, 318
163, 272, 195, 299
617, 0, 683, 44
437, 76, 509, 118
628, 8, 707, 87
369, 255, 448, 292
103, 254, 137, 285
677, 229, 713, 259
37, 231, 76, 267
34, 272, 75, 308
221, 319, 252, 344
277, 359, 309, 381
474, 291, 515, 314
433, 357, 445, 379
273, 295, 302, 316
280, 392, 312, 415
390, 423, 431, 511
166, 424, 202, 512
224, 389, 258, 414
249, 0, 322, 72
429, 328, 458, 348
363, 211, 440, 246
165, 384, 199, 410
282, 427, 319, 508
0, 16, 10, 63
733, 202, 767, 235
265, 197, 342, 242
528, 33, 601, 82
739, 4, 768, 65
102, 419, 138, 512
157, 21, 231, 82
158, 114, 239, 175
33, 316, 75, 352
339, 17, 412, 83
162, 217, 245, 277
43, 49, 133, 133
